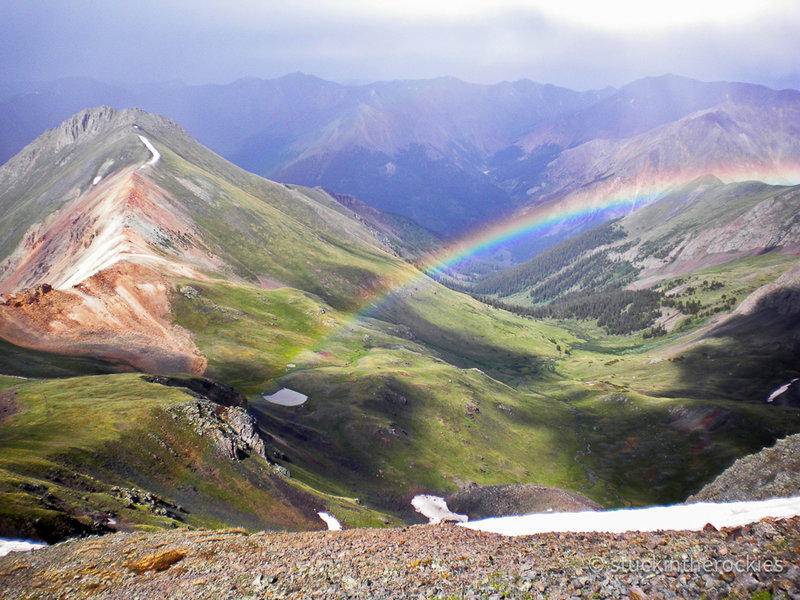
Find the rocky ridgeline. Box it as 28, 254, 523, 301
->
0, 106, 178, 187
690, 434, 800, 502
48, 106, 182, 151
1, 517, 799, 599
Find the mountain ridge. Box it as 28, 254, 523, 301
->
0, 106, 429, 374
7, 74, 800, 242
2, 106, 800, 546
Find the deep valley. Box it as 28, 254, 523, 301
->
0, 83, 798, 570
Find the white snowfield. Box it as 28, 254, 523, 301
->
263, 388, 308, 406
2, 496, 799, 556
412, 495, 468, 524
459, 495, 800, 536
318, 511, 342, 531
0, 538, 47, 557
767, 378, 798, 402
137, 135, 160, 168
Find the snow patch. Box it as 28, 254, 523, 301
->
460, 495, 800, 536
137, 135, 160, 169
767, 379, 798, 403
318, 511, 342, 531
263, 388, 307, 407
411, 495, 468, 524
0, 538, 47, 557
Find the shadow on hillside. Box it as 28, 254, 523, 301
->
371, 300, 547, 386
248, 371, 449, 522
0, 338, 122, 379
657, 286, 800, 405
605, 287, 800, 502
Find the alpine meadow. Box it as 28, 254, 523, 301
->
2, 2, 800, 597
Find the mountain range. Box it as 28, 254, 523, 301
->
0, 77, 799, 544
3, 74, 800, 247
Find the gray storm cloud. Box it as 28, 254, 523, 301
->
0, 0, 798, 90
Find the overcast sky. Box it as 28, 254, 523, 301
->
1, 0, 799, 91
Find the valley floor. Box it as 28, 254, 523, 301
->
1, 517, 798, 599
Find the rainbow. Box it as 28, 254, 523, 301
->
299, 160, 800, 357
422, 186, 661, 277
422, 161, 800, 276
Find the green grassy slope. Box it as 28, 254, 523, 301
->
0, 374, 397, 542
151, 144, 406, 309
170, 259, 800, 511
3, 108, 799, 540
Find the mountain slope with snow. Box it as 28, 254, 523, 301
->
2, 106, 800, 549
0, 107, 431, 372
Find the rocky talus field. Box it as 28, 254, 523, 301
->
690, 434, 800, 503
1, 517, 799, 599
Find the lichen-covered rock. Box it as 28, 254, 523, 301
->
108, 486, 182, 519
168, 400, 268, 462
222, 406, 267, 460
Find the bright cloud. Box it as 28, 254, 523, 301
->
315, 0, 791, 30
532, 0, 791, 31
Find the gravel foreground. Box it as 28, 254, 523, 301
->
1, 517, 799, 599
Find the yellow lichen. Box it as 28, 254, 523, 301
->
127, 549, 186, 574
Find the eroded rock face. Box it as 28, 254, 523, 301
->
0, 263, 206, 374
168, 400, 267, 462
223, 407, 267, 458
0, 134, 224, 374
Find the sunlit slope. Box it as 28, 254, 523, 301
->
170, 263, 800, 511
171, 275, 599, 513
473, 177, 800, 337
0, 107, 425, 373
0, 106, 424, 302
139, 125, 423, 308
0, 107, 447, 535
459, 177, 800, 505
